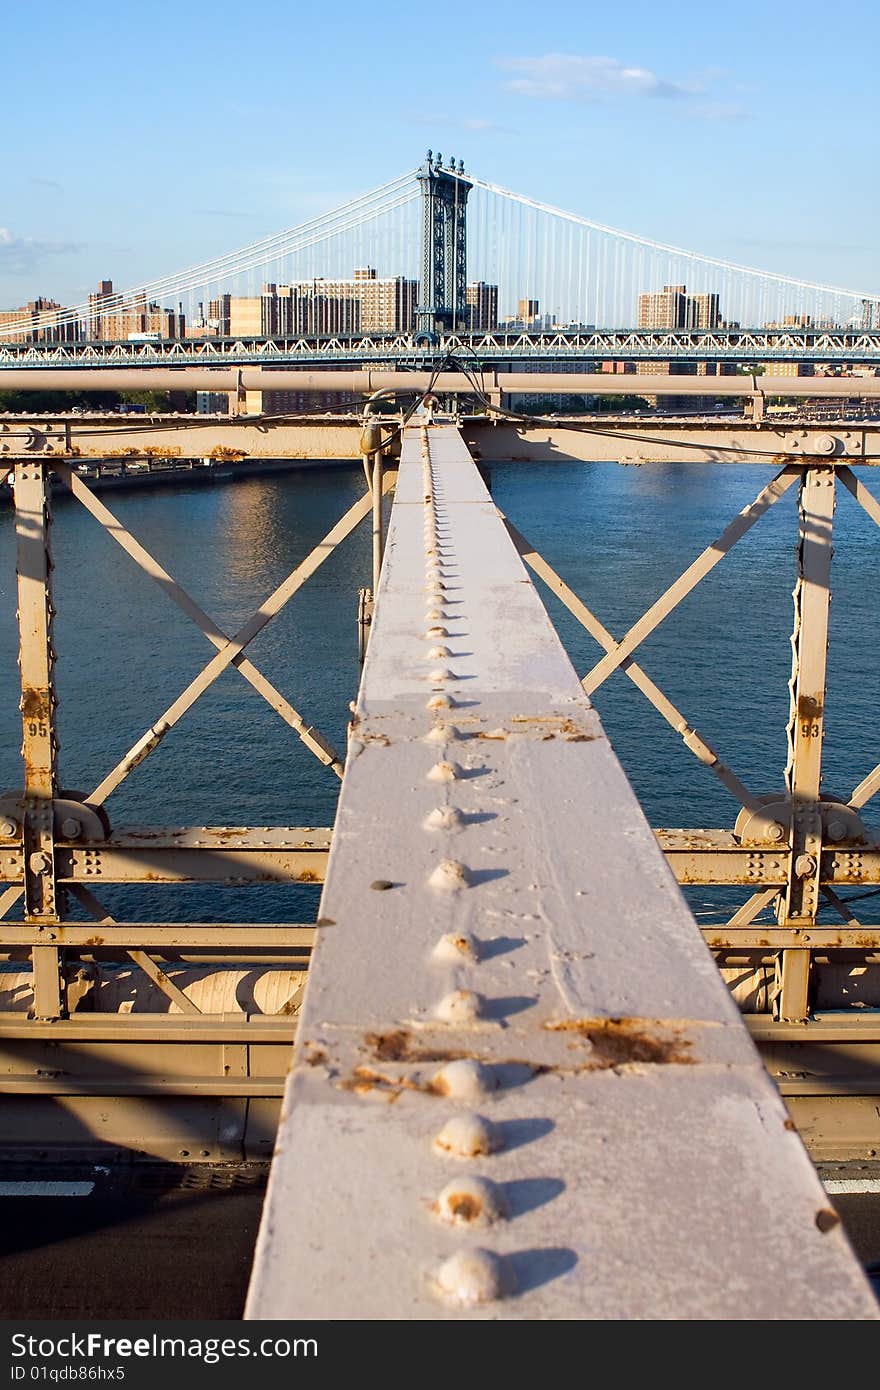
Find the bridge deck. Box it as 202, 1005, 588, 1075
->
245, 421, 876, 1319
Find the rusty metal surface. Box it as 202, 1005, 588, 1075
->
6, 410, 880, 466
245, 421, 877, 1320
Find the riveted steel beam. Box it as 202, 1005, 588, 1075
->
246, 421, 877, 1321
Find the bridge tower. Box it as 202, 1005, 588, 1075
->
416, 151, 472, 337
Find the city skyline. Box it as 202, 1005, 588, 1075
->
2, 0, 879, 311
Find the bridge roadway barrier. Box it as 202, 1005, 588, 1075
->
245, 421, 878, 1320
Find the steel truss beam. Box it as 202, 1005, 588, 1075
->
3, 443, 387, 1019
245, 420, 877, 1321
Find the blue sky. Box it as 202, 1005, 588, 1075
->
2, 0, 878, 308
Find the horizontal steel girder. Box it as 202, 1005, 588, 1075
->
5, 366, 880, 398
0, 922, 316, 947
656, 830, 880, 884
0, 826, 331, 885
6, 414, 880, 465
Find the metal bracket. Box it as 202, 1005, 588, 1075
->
735, 793, 867, 848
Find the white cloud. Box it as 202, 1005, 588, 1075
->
495, 53, 751, 120
497, 53, 693, 102
0, 228, 79, 276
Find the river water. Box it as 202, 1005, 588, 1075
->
0, 458, 877, 925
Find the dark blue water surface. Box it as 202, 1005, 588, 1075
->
1, 459, 877, 924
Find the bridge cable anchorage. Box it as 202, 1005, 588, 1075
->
245, 420, 878, 1321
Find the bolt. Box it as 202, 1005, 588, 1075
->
434, 1176, 505, 1227
435, 1248, 510, 1306
826, 818, 848, 843
0, 818, 17, 838
795, 853, 816, 878
433, 1113, 497, 1159
432, 930, 477, 961
427, 761, 461, 783
765, 821, 785, 842
60, 817, 81, 839
424, 806, 465, 833
435, 989, 483, 1022
432, 1058, 494, 1101
428, 859, 472, 893
28, 851, 51, 875
424, 724, 459, 744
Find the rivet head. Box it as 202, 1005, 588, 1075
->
434, 1177, 505, 1227
428, 858, 471, 892
435, 989, 483, 1022
426, 693, 454, 710
432, 1058, 494, 1100
427, 760, 461, 783
425, 646, 450, 660
432, 929, 477, 960
427, 668, 455, 683
424, 723, 460, 744
425, 626, 449, 638
435, 1248, 511, 1306
424, 805, 465, 831
433, 1113, 497, 1159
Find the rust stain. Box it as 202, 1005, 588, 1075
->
297, 870, 320, 883
21, 688, 49, 722
303, 1045, 328, 1067
543, 1017, 694, 1067
815, 1207, 840, 1233
436, 1192, 481, 1222
797, 695, 823, 721
364, 1029, 475, 1066
209, 445, 246, 462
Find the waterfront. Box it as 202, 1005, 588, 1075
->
0, 455, 877, 928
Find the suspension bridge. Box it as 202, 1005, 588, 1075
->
2, 153, 879, 368
2, 157, 880, 1320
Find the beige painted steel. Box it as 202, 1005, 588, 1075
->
246, 421, 877, 1321
6, 366, 880, 398
7, 413, 880, 465
54, 465, 344, 779
0, 966, 305, 1015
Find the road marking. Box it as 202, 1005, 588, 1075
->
0, 1181, 94, 1196
823, 1179, 880, 1194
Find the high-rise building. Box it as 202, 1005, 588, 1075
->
688, 293, 721, 329
223, 270, 417, 340
87, 279, 184, 340
466, 282, 498, 332
638, 285, 722, 330
0, 297, 80, 343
